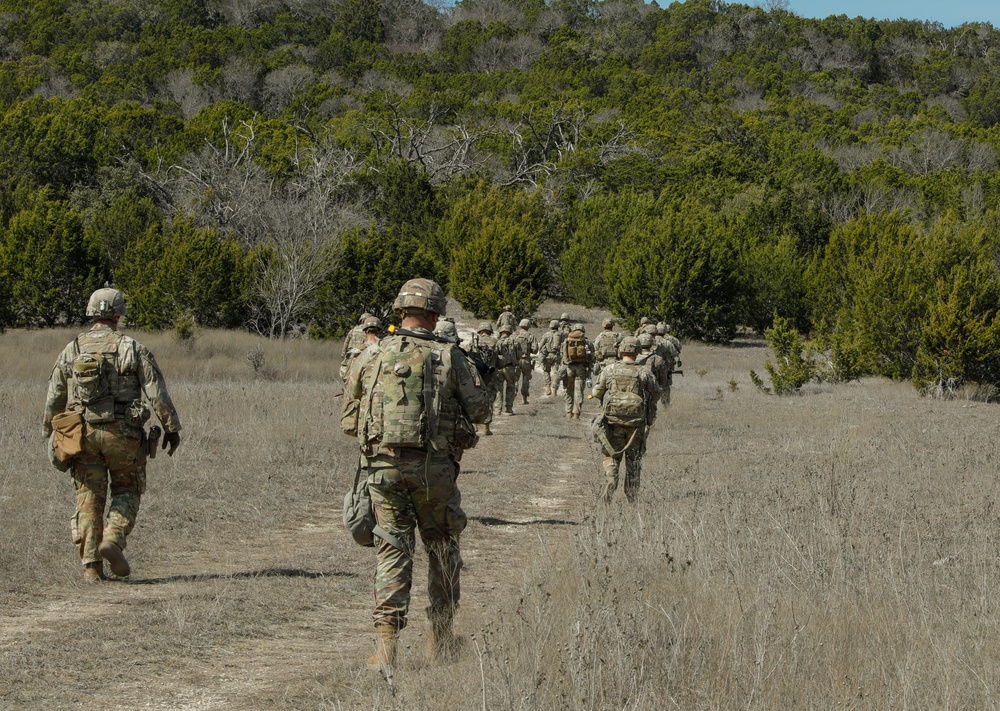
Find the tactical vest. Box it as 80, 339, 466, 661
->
565, 330, 588, 363
602, 362, 647, 428
594, 331, 619, 361
70, 329, 143, 424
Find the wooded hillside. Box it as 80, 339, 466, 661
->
2, 0, 1000, 389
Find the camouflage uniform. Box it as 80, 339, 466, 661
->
537, 320, 564, 396
512, 319, 538, 404
342, 279, 489, 645
560, 325, 594, 418
469, 323, 499, 434
590, 338, 660, 503
44, 298, 181, 578
558, 312, 572, 337
592, 319, 622, 374
636, 333, 671, 402
495, 328, 522, 414
645, 325, 679, 403
340, 313, 373, 380
496, 306, 517, 335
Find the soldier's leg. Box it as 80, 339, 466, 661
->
503, 373, 516, 413
369, 463, 419, 631
602, 455, 620, 502
70, 464, 109, 566
102, 426, 146, 551
572, 370, 586, 416
412, 455, 464, 618
623, 449, 642, 502
520, 364, 531, 403
564, 373, 576, 415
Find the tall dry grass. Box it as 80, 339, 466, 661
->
3, 324, 1000, 709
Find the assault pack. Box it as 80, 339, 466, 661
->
602, 362, 647, 428
594, 331, 619, 361
565, 330, 589, 363
71, 332, 124, 424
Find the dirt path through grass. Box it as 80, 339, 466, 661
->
1, 382, 600, 709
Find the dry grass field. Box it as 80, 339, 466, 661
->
3, 302, 1000, 709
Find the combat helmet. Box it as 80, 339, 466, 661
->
359, 312, 373, 322
602, 318, 614, 329
393, 278, 446, 316
436, 320, 457, 337
518, 318, 531, 329
619, 336, 640, 357
657, 322, 667, 335
362, 316, 382, 333
503, 305, 512, 312
86, 286, 126, 319
498, 325, 512, 335
643, 324, 658, 335
549, 320, 559, 330
477, 321, 494, 334
640, 316, 650, 325
638, 333, 654, 349
571, 323, 585, 333
560, 312, 570, 321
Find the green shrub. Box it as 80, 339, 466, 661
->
750, 316, 819, 395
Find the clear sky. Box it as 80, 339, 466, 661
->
784, 0, 999, 28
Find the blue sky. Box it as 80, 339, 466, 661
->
783, 0, 999, 28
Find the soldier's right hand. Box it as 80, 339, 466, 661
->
162, 431, 181, 456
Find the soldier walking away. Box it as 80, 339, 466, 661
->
538, 320, 564, 397
340, 312, 374, 380
636, 333, 671, 401
646, 324, 680, 403
495, 324, 522, 414
340, 278, 489, 674
43, 286, 182, 581
590, 337, 660, 503
560, 323, 594, 419
512, 319, 538, 404
592, 318, 622, 374
470, 322, 499, 435
496, 305, 517, 334
633, 316, 651, 337
558, 312, 572, 336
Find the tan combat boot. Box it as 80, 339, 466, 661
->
98, 541, 130, 578
83, 561, 104, 582
366, 625, 398, 672
545, 385, 552, 396
427, 614, 462, 662
483, 423, 493, 436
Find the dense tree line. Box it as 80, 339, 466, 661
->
2, 0, 1000, 391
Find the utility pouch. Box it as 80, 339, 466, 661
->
147, 425, 162, 460
51, 410, 84, 467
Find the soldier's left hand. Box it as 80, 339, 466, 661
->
162, 431, 181, 456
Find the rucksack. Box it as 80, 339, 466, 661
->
364, 337, 435, 449
494, 336, 515, 368
595, 331, 618, 360
602, 363, 646, 427
566, 330, 588, 363
71, 333, 121, 424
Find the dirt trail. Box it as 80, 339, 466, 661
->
0, 382, 600, 709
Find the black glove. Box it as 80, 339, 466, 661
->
162, 431, 181, 456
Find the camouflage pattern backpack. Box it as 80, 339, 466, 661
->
602, 362, 646, 428
594, 331, 619, 361
362, 336, 435, 449
71, 331, 126, 424
565, 330, 589, 363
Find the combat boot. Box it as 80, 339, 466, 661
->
522, 395, 529, 405
483, 423, 493, 436
545, 385, 552, 396
366, 625, 398, 672
98, 540, 130, 578
565, 412, 573, 418
427, 613, 463, 662
83, 561, 104, 582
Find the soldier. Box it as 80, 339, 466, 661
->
592, 318, 622, 374
633, 316, 651, 337
43, 286, 182, 581
496, 305, 517, 334
590, 336, 660, 503
434, 318, 458, 342
340, 313, 374, 380
495, 324, 521, 414
636, 332, 670, 399
469, 322, 499, 436
560, 322, 594, 419
558, 312, 572, 336
343, 316, 383, 376
658, 323, 683, 365
341, 278, 489, 673
512, 318, 538, 405
538, 320, 564, 397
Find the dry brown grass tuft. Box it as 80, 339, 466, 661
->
3, 325, 1000, 708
